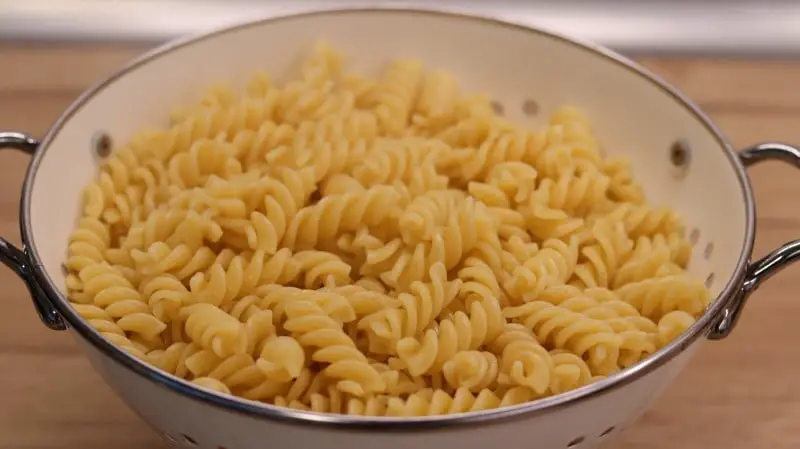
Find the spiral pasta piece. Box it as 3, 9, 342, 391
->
284, 185, 400, 250
395, 298, 503, 376
73, 304, 148, 359
433, 95, 497, 144
615, 275, 711, 322
255, 284, 356, 328
293, 250, 353, 289
606, 202, 685, 239
147, 207, 223, 248
549, 350, 594, 394
283, 301, 386, 396
505, 238, 579, 304
651, 232, 692, 268
482, 236, 540, 283
410, 70, 460, 135
279, 81, 353, 127
442, 351, 499, 392
447, 258, 506, 341
213, 167, 317, 253
122, 209, 223, 265
520, 189, 585, 242
330, 393, 392, 416
180, 303, 248, 358
225, 293, 268, 323
296, 111, 381, 147
80, 149, 144, 220
77, 263, 167, 339
469, 202, 529, 246
368, 59, 423, 137
295, 138, 369, 183
139, 274, 190, 321
348, 227, 446, 292
351, 137, 450, 192
183, 349, 282, 398
371, 362, 427, 396
321, 284, 400, 319
130, 159, 172, 212
503, 301, 622, 375
188, 248, 300, 307
439, 197, 500, 270
228, 120, 295, 168
168, 138, 243, 189
397, 189, 464, 244
385, 387, 535, 416
656, 310, 696, 347
167, 94, 283, 156
65, 217, 111, 273
545, 168, 611, 215
341, 72, 378, 106
192, 377, 232, 394
275, 44, 350, 124
545, 290, 657, 368
145, 342, 202, 378
256, 336, 306, 382
217, 214, 281, 255
457, 256, 504, 304
240, 307, 277, 356
267, 367, 330, 406
469, 161, 539, 208
96, 186, 143, 230
491, 323, 554, 395
359, 263, 459, 347
450, 128, 543, 184
284, 386, 395, 416
301, 41, 343, 87
613, 233, 692, 289
601, 158, 645, 204
571, 219, 634, 289
544, 110, 603, 169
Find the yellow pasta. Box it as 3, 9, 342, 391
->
180, 303, 248, 358
283, 300, 387, 396
256, 336, 306, 382
64, 41, 712, 416
493, 325, 554, 394
146, 342, 202, 378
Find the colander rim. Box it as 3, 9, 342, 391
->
20, 5, 754, 430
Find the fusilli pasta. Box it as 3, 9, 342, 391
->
64, 42, 712, 417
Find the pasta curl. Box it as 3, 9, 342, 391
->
359, 263, 460, 350
283, 301, 387, 396
503, 301, 622, 375
284, 185, 400, 250
385, 387, 535, 416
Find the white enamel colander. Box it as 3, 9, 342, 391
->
1, 7, 799, 449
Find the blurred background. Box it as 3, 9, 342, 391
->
3, 0, 800, 56
1, 1, 799, 449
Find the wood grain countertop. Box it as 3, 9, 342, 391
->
1, 44, 800, 449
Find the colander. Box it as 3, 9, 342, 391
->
1, 7, 798, 449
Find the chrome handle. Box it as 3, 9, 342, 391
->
709, 142, 800, 340
0, 131, 66, 331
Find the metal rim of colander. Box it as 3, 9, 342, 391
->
20, 6, 754, 430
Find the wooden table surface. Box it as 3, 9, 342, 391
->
1, 44, 800, 449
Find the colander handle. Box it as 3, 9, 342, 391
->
709, 142, 800, 340
0, 131, 67, 331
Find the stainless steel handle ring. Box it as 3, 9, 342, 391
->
709, 142, 800, 339
0, 131, 66, 331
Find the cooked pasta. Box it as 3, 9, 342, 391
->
64, 41, 712, 417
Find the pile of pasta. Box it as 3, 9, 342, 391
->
65, 42, 711, 417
